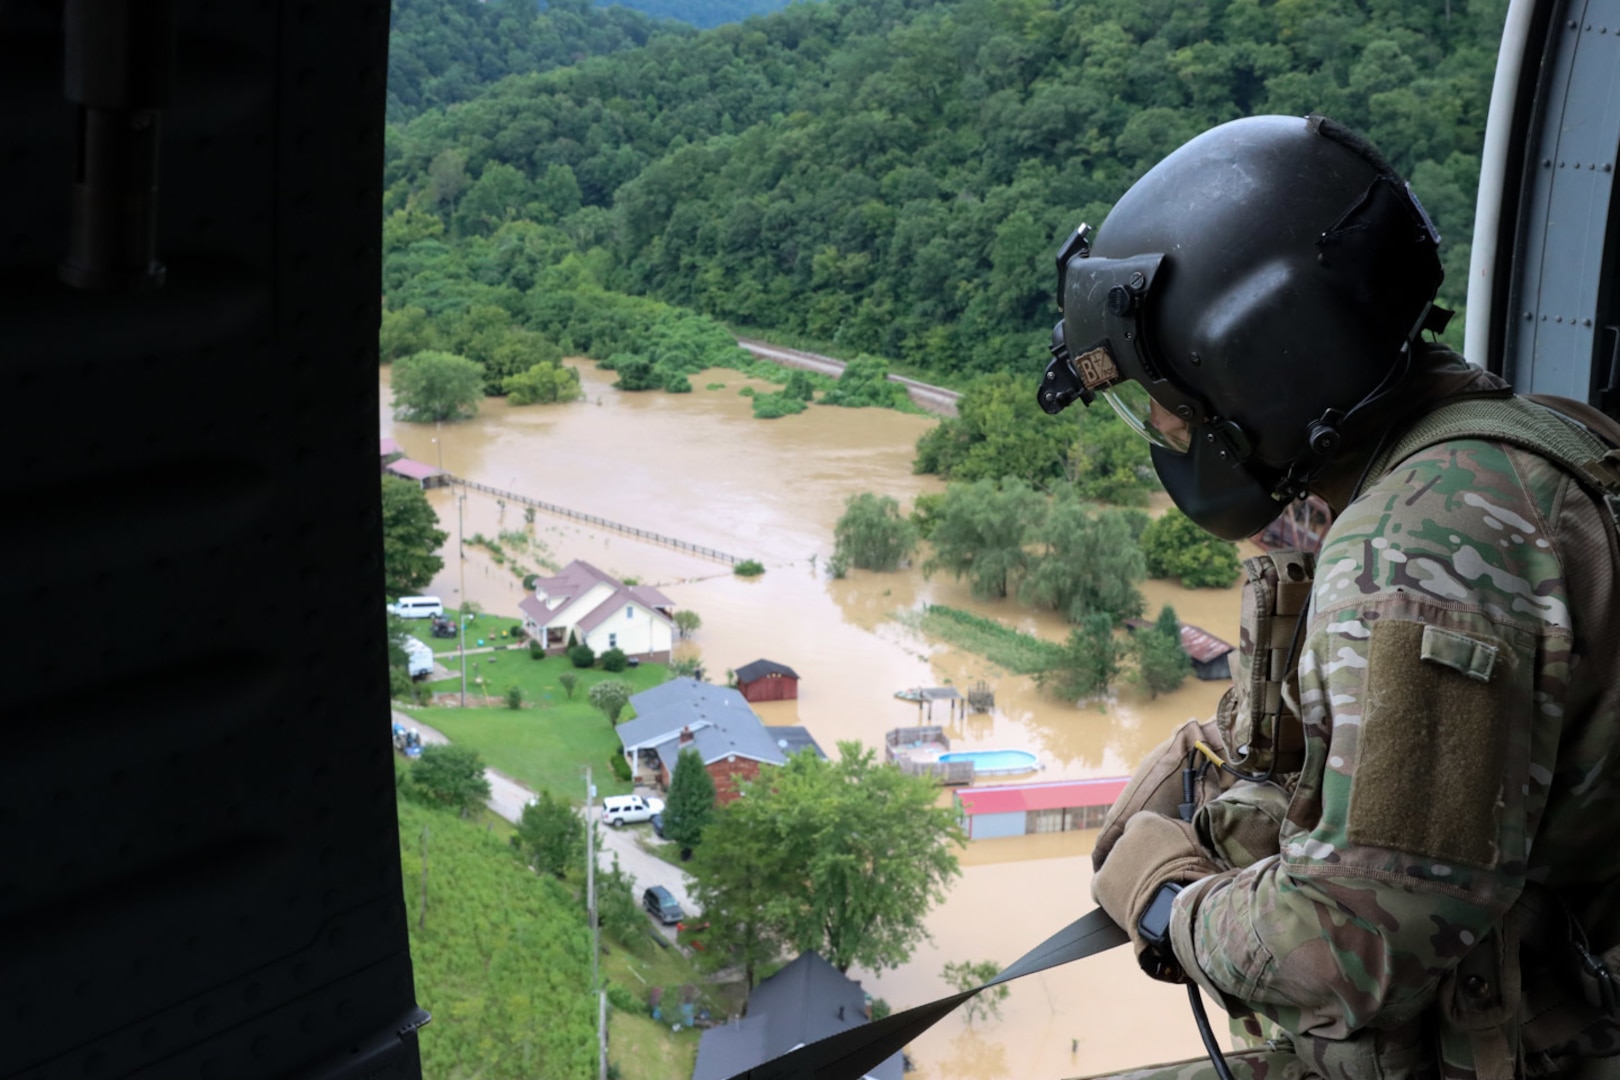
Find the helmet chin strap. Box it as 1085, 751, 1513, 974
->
1270, 299, 1444, 504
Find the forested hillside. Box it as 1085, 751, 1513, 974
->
385, 0, 1502, 382
598, 0, 796, 30
387, 0, 687, 122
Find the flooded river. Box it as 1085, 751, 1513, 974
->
380, 361, 1244, 1077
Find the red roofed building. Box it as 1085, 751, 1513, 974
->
518, 560, 676, 662
953, 777, 1129, 840
383, 457, 449, 489
1179, 624, 1234, 681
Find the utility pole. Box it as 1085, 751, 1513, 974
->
458, 491, 467, 707
585, 766, 603, 1080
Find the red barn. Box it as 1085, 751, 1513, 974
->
735, 659, 800, 703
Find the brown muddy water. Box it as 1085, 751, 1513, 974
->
380, 361, 1247, 1077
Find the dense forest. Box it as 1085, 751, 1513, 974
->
387, 0, 686, 122
383, 0, 1501, 386
599, 0, 797, 30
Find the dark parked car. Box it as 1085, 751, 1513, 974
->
650, 812, 664, 838
642, 885, 683, 925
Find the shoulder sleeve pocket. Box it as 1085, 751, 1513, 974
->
1346, 620, 1513, 870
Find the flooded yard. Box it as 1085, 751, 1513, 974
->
380, 360, 1238, 1076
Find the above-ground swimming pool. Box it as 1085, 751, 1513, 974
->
937, 749, 1039, 775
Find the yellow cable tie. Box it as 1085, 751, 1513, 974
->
1193, 740, 1225, 768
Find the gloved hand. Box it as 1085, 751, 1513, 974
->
1091, 811, 1220, 981
1093, 717, 1226, 872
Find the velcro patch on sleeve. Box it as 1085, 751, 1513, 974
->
1419, 625, 1499, 682
1347, 620, 1508, 870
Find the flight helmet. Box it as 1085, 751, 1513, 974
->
1038, 115, 1448, 539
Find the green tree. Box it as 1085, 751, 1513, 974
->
511, 790, 584, 878
915, 373, 1078, 485
1036, 614, 1120, 701
408, 743, 492, 817
1139, 509, 1242, 588
588, 679, 633, 724
569, 643, 596, 668
381, 475, 447, 597
822, 355, 907, 408
673, 610, 702, 638
1130, 620, 1191, 699
502, 360, 581, 406
942, 960, 1010, 1023
1019, 497, 1146, 623
833, 492, 918, 572
595, 853, 644, 945
558, 671, 579, 699
379, 305, 437, 363
690, 742, 962, 981
923, 478, 1044, 599
600, 647, 628, 672
391, 350, 486, 422
662, 747, 716, 857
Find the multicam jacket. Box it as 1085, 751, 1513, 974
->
1166, 422, 1620, 1078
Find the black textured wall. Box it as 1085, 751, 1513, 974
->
0, 2, 424, 1077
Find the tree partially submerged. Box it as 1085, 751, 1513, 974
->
391, 349, 486, 422
690, 743, 962, 985
1140, 509, 1242, 589
923, 478, 1044, 599
833, 492, 918, 572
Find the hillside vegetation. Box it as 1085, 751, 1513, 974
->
384, 0, 1500, 380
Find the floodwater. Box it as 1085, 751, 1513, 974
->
380, 361, 1246, 1077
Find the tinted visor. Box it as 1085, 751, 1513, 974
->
1101, 381, 1192, 454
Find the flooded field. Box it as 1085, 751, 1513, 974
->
380, 360, 1240, 1076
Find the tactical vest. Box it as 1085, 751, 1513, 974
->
1217, 392, 1620, 1079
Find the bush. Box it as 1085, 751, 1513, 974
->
558, 671, 579, 699
606, 983, 640, 1013
505, 685, 525, 709
568, 644, 596, 668
608, 752, 632, 782
662, 371, 693, 393
523, 572, 540, 590
734, 559, 765, 577
600, 647, 628, 672
407, 744, 492, 817
752, 391, 808, 419
1140, 509, 1242, 588
529, 639, 544, 659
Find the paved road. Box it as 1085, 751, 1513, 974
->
393, 711, 698, 934
736, 337, 961, 417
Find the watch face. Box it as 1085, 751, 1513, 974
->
1137, 881, 1184, 947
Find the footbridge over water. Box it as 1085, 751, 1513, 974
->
448, 476, 741, 566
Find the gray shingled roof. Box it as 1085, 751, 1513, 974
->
652, 719, 787, 776
617, 679, 772, 756
693, 953, 901, 1080
763, 726, 827, 761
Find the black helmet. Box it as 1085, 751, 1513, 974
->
1038, 115, 1448, 539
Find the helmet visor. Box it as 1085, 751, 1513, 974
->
1101, 382, 1193, 454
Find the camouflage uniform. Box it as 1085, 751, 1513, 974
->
1089, 376, 1620, 1078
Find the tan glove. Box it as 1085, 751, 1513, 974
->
1091, 811, 1220, 981
1093, 717, 1226, 871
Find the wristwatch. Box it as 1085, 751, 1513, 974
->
1137, 881, 1184, 981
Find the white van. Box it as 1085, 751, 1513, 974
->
601, 794, 665, 826
389, 595, 444, 619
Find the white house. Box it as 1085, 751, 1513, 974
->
517, 560, 676, 662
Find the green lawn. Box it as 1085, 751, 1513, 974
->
400, 612, 528, 655
398, 657, 671, 801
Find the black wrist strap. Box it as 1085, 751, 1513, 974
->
725, 907, 1129, 1080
